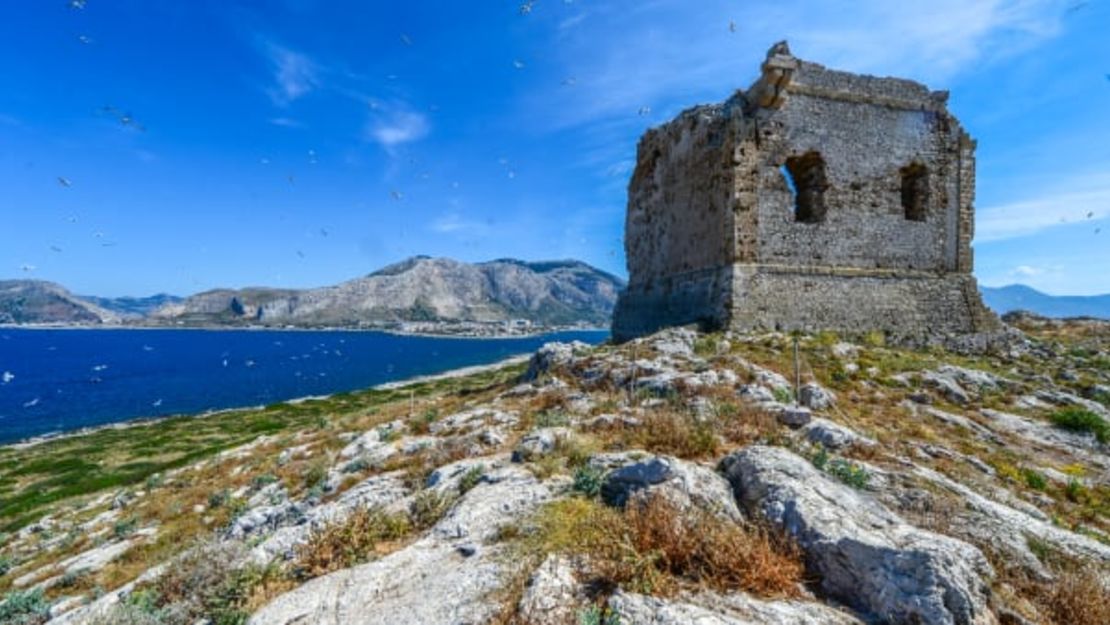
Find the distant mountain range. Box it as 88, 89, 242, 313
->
981, 284, 1110, 319
0, 257, 624, 329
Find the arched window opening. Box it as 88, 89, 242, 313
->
782, 152, 828, 223
901, 163, 929, 222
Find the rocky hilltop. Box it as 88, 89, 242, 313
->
0, 281, 119, 325
0, 258, 623, 332
149, 257, 622, 329
1, 317, 1107, 624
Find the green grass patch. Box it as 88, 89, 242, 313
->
1051, 407, 1109, 443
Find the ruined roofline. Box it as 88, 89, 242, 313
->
747, 40, 951, 113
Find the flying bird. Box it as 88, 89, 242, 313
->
1087, 211, 1094, 218
1, 371, 13, 384
57, 176, 72, 187
320, 228, 329, 237
49, 245, 62, 253
20, 264, 35, 272
729, 20, 737, 33
296, 250, 305, 258
638, 106, 651, 116
68, 0, 86, 9
77, 35, 92, 45
561, 77, 578, 86
512, 59, 525, 70
391, 190, 404, 200
400, 34, 413, 46
519, 2, 534, 15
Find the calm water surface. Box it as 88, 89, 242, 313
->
0, 328, 608, 444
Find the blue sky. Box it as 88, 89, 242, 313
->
1, 0, 1107, 297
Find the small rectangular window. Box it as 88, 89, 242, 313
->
901, 163, 928, 221
782, 152, 828, 223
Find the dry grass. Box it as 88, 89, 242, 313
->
634, 411, 720, 459
295, 507, 412, 579
1040, 566, 1110, 625
521, 494, 804, 598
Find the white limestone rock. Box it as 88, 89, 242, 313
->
720, 446, 995, 625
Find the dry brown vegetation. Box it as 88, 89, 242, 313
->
295, 507, 412, 579
518, 493, 804, 599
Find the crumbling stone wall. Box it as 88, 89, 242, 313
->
613, 42, 1002, 347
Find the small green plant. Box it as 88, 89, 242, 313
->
208, 489, 231, 509
302, 461, 329, 490
1022, 468, 1047, 491
458, 466, 485, 494
772, 387, 794, 404
409, 407, 438, 434
578, 604, 621, 625
343, 458, 370, 474
251, 473, 278, 489
572, 465, 604, 498
144, 473, 164, 490
535, 410, 570, 427
1026, 536, 1054, 564
0, 588, 51, 624
113, 517, 138, 538
827, 459, 870, 489
408, 490, 453, 529
810, 445, 829, 471
0, 554, 12, 576
1065, 478, 1085, 502
58, 568, 88, 588
692, 335, 719, 357
1051, 407, 1109, 443
377, 425, 402, 443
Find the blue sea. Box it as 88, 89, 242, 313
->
0, 328, 608, 445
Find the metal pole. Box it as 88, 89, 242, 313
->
793, 335, 801, 406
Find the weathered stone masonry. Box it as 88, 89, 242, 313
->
612, 42, 1003, 346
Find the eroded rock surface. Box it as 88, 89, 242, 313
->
721, 446, 995, 625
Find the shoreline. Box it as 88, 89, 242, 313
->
0, 323, 610, 340
0, 352, 535, 451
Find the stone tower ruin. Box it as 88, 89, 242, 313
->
612, 42, 1003, 346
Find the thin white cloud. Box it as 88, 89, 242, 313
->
977, 170, 1110, 242
365, 104, 430, 150
1010, 264, 1044, 277
535, 0, 1066, 129
261, 41, 320, 105
430, 212, 487, 235
268, 116, 304, 128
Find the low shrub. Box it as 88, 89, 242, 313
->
826, 459, 870, 489
633, 411, 719, 459
1042, 565, 1110, 625
1022, 468, 1047, 491
113, 517, 138, 538
0, 588, 51, 624
578, 604, 621, 625
1050, 407, 1109, 443
296, 507, 411, 578
572, 465, 605, 498
524, 494, 803, 598
408, 490, 454, 530
458, 466, 485, 494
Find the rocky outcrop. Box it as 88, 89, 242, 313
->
608, 591, 864, 625
0, 280, 119, 325
601, 455, 743, 522
721, 446, 995, 625
248, 463, 559, 625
